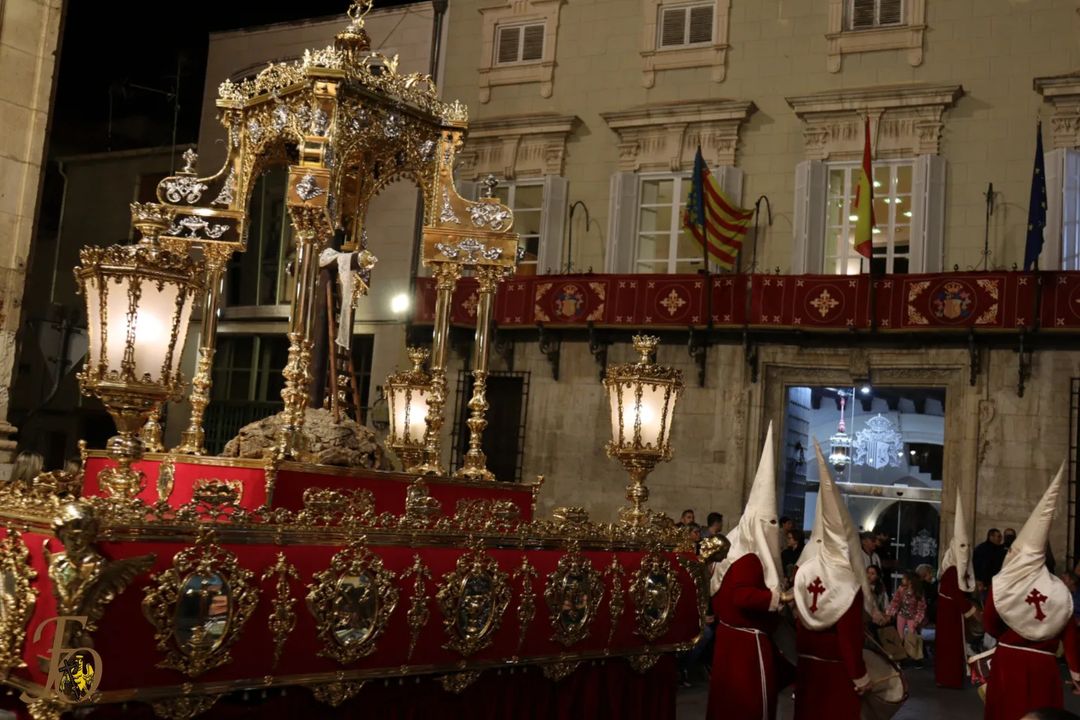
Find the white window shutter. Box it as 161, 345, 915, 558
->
538, 175, 568, 274
911, 155, 947, 273
496, 26, 520, 64
1044, 148, 1065, 271
792, 160, 826, 274
1061, 149, 1080, 270
521, 24, 545, 61
605, 171, 640, 273
659, 7, 687, 47
688, 5, 714, 44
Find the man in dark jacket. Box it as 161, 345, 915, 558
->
973, 528, 1004, 596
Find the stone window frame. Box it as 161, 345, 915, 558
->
640, 0, 731, 88
825, 0, 926, 73
478, 0, 564, 103
1034, 72, 1080, 271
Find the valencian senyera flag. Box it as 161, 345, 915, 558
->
682, 147, 753, 271
1024, 121, 1048, 271
852, 118, 876, 262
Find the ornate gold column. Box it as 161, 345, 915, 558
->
454, 266, 505, 481
176, 244, 232, 455
412, 262, 460, 475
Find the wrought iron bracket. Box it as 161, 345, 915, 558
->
968, 329, 980, 387
743, 331, 758, 384
586, 322, 610, 381
493, 327, 514, 371
1017, 328, 1033, 398
687, 326, 708, 388
536, 323, 561, 381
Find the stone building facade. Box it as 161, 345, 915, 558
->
0, 0, 65, 479
428, 0, 1080, 563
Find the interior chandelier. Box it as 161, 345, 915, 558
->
828, 392, 852, 472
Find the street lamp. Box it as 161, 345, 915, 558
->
74, 203, 203, 498
603, 335, 683, 525
385, 347, 432, 473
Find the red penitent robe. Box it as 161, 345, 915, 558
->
935, 566, 975, 688
983, 588, 1080, 720
706, 554, 795, 720
794, 590, 868, 720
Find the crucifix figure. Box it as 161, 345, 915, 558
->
1026, 587, 1049, 621
807, 577, 826, 613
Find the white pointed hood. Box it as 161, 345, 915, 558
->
992, 462, 1073, 642
794, 443, 866, 630
940, 489, 975, 593
711, 422, 783, 596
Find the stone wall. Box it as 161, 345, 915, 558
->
0, 0, 65, 479
465, 336, 1079, 563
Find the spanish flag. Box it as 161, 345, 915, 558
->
682, 147, 753, 271
852, 118, 876, 261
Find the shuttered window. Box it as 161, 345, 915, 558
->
495, 22, 545, 64
658, 2, 714, 48
849, 0, 904, 30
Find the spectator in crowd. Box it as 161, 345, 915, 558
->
875, 529, 894, 570
702, 512, 724, 539
1003, 527, 1017, 548
884, 570, 928, 666
780, 516, 794, 534
973, 528, 1005, 592
686, 523, 703, 549
866, 564, 890, 616
679, 509, 695, 527
781, 528, 804, 582
916, 564, 938, 625
860, 531, 882, 570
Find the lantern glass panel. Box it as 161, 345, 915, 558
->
132, 280, 182, 379
85, 276, 102, 369
390, 386, 429, 443
610, 381, 669, 449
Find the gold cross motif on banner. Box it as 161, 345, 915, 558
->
660, 289, 686, 316
810, 289, 840, 318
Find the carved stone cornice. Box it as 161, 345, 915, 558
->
600, 99, 756, 172
457, 114, 578, 181
785, 83, 964, 160
1034, 72, 1080, 150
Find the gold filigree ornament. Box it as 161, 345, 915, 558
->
435, 541, 511, 657
306, 540, 399, 664
46, 501, 155, 647
543, 545, 603, 647
511, 555, 538, 656
675, 554, 709, 633
540, 660, 580, 682
604, 557, 626, 646
0, 531, 37, 678
141, 531, 260, 677
626, 651, 661, 675
148, 693, 223, 720
402, 554, 432, 661
310, 679, 365, 707
438, 670, 482, 694
260, 553, 299, 671
630, 553, 682, 643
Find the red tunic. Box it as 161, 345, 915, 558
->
706, 554, 794, 720
935, 566, 974, 688
794, 590, 868, 720
983, 588, 1080, 720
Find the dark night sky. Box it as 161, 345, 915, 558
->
50, 1, 412, 156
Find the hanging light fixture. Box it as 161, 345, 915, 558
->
385, 347, 432, 473
828, 392, 852, 473
75, 203, 203, 498
603, 335, 683, 526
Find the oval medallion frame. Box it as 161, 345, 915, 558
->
0, 531, 37, 677
306, 541, 399, 664
436, 543, 510, 657
141, 533, 259, 677
630, 553, 682, 643
543, 547, 603, 647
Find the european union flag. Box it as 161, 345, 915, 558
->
1023, 122, 1048, 271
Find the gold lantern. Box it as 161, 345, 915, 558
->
603, 335, 683, 526
385, 347, 432, 473
74, 203, 203, 498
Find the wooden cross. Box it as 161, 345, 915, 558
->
807, 577, 827, 613
1026, 588, 1048, 621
